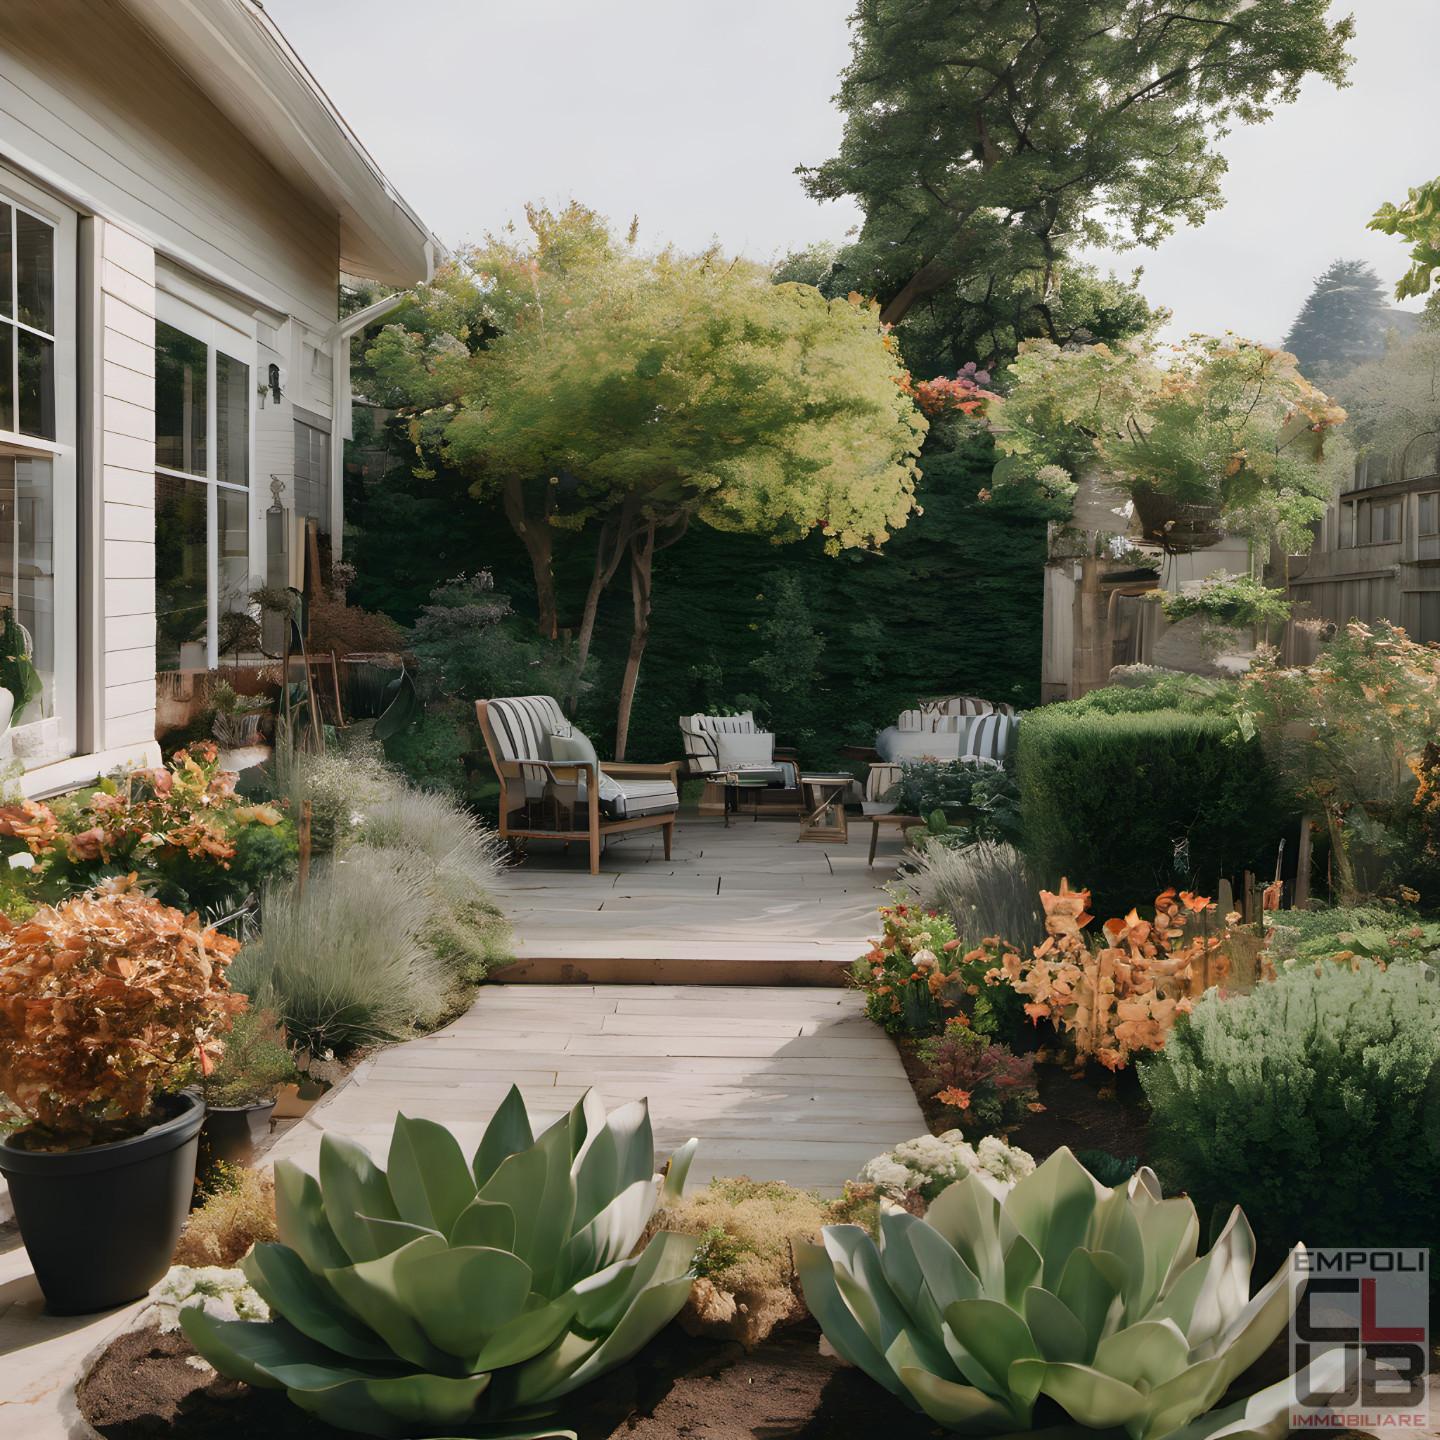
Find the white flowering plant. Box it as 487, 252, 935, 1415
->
859, 1130, 1035, 1204
151, 1265, 269, 1333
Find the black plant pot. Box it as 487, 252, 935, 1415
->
199, 1099, 276, 1169
0, 1090, 204, 1315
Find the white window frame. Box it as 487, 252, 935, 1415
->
154, 291, 255, 670
0, 165, 77, 763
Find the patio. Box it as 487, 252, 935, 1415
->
489, 809, 906, 982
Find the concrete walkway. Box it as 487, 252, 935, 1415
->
267, 985, 925, 1194
493, 812, 903, 981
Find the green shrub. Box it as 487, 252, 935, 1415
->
1058, 672, 1231, 715
1017, 706, 1288, 911
1267, 906, 1440, 969
1141, 964, 1440, 1267
892, 760, 1022, 846
230, 850, 448, 1056
283, 742, 395, 855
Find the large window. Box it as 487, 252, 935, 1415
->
155, 313, 251, 670
292, 412, 331, 536
0, 172, 75, 763
1342, 496, 1402, 547
1420, 492, 1439, 537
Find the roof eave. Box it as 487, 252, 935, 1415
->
116, 0, 440, 285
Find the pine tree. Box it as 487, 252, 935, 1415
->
1283, 260, 1398, 375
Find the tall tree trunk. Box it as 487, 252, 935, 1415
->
575, 510, 633, 676
879, 257, 960, 326
611, 512, 692, 759
500, 474, 558, 639
612, 522, 657, 761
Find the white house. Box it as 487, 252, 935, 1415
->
0, 0, 437, 796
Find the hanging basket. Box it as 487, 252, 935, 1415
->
1130, 488, 1225, 553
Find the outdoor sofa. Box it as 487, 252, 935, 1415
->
477, 695, 681, 875
863, 695, 1019, 816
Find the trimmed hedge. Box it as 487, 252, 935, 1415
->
1141, 963, 1440, 1271
1016, 705, 1289, 910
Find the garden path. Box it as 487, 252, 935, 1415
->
265, 985, 924, 1194
491, 811, 901, 982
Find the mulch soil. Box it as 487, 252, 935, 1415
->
80, 1320, 947, 1440
895, 1036, 1152, 1164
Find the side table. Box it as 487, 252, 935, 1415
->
798, 772, 853, 843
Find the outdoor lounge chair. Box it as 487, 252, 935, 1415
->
477, 695, 681, 875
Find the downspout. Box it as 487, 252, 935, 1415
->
326, 291, 412, 561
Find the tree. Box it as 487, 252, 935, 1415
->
1282, 259, 1398, 377
800, 0, 1354, 328
372, 208, 927, 757
458, 253, 926, 754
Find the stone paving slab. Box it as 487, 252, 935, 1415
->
491, 814, 898, 975
266, 985, 923, 1194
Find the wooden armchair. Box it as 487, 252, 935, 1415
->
476, 696, 681, 876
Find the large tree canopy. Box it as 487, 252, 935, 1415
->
362, 204, 926, 754
801, 0, 1354, 328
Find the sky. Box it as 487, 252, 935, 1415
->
267, 0, 1432, 347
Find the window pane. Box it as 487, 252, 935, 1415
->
0, 456, 56, 719
1340, 503, 1354, 548
15, 210, 53, 334
155, 473, 208, 671
1419, 593, 1440, 645
0, 203, 11, 318
293, 418, 330, 532
17, 330, 54, 439
1420, 493, 1438, 536
216, 352, 249, 486
218, 485, 249, 621
155, 321, 207, 475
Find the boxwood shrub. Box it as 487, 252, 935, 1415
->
1141, 963, 1440, 1272
1016, 704, 1288, 909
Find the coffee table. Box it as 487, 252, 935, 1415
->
719, 768, 785, 826
798, 772, 853, 843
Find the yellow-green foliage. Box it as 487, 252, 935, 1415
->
653, 1176, 860, 1348
173, 1166, 276, 1267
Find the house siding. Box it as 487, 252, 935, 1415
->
98, 220, 160, 755
0, 0, 339, 334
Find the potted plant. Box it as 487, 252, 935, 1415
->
0, 881, 243, 1314
0, 606, 42, 735
208, 679, 271, 748
196, 1006, 294, 1168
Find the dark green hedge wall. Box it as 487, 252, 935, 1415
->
347, 438, 1050, 768
1016, 704, 1292, 911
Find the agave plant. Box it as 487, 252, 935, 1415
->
182, 1087, 699, 1438
797, 1147, 1346, 1440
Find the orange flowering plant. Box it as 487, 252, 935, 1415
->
851, 902, 971, 1035
0, 744, 295, 913
0, 881, 244, 1147
984, 880, 1235, 1071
